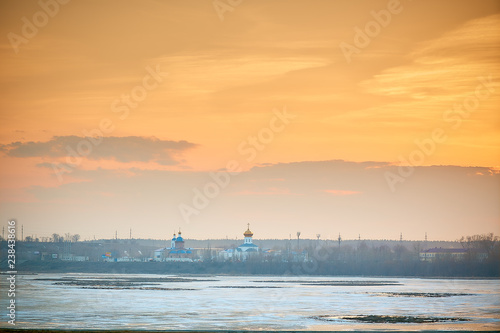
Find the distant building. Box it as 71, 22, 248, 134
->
61, 253, 89, 261
420, 247, 467, 261
219, 248, 236, 261
237, 224, 259, 254
154, 230, 194, 262
288, 250, 308, 263
418, 247, 491, 262
219, 224, 259, 261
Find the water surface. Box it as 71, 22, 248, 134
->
1, 273, 499, 331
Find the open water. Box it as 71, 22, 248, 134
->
0, 273, 499, 331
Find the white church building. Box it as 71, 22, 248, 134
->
219, 224, 259, 261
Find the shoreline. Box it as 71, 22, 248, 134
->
1, 260, 499, 279
2, 328, 500, 333
1, 271, 500, 279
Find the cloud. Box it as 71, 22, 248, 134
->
0, 136, 197, 164
231, 187, 300, 196
360, 14, 500, 100
14, 159, 499, 240
152, 54, 328, 100
324, 189, 361, 196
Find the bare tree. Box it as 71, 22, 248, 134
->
460, 233, 499, 257
71, 234, 81, 242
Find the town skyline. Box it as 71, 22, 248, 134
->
3, 221, 496, 243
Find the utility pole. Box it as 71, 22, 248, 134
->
297, 231, 301, 250
130, 228, 132, 240
22, 225, 24, 241
115, 230, 117, 240
338, 233, 341, 248
400, 232, 402, 242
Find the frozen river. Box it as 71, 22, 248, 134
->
1, 273, 499, 331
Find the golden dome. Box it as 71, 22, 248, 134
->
243, 223, 253, 237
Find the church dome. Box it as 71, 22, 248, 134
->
244, 224, 253, 237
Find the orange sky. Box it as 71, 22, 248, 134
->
0, 0, 499, 241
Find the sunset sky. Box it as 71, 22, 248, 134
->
0, 0, 499, 241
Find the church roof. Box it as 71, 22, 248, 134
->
239, 243, 258, 247
175, 230, 184, 242
243, 223, 253, 237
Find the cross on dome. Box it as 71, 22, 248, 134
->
244, 223, 253, 237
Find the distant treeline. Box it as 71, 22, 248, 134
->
13, 260, 500, 277
14, 257, 500, 277
3, 233, 499, 277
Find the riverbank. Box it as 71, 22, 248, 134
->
3, 259, 499, 277
2, 326, 498, 332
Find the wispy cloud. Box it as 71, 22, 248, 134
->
360, 14, 500, 101
0, 136, 197, 165
14, 160, 499, 239
152, 54, 328, 98
231, 187, 300, 196
324, 189, 361, 196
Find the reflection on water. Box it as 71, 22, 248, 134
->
1, 274, 499, 331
